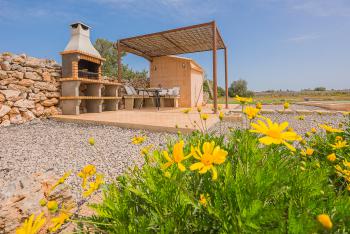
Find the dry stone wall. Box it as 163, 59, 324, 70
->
0, 52, 62, 126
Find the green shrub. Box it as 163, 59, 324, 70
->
79, 117, 350, 233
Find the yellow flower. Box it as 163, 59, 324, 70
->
283, 102, 290, 110
50, 171, 71, 191
141, 144, 153, 156
343, 160, 350, 168
49, 209, 72, 232
162, 140, 190, 172
39, 199, 47, 207
88, 137, 95, 146
256, 102, 262, 110
219, 111, 224, 121
182, 108, 191, 114
327, 153, 336, 162
200, 114, 209, 121
16, 212, 46, 234
319, 124, 343, 133
250, 118, 301, 151
311, 127, 317, 133
47, 200, 58, 213
199, 194, 207, 207
305, 132, 311, 137
301, 148, 314, 156
296, 115, 305, 121
235, 95, 253, 104
330, 140, 348, 150
317, 214, 333, 229
78, 164, 96, 189
197, 106, 202, 113
335, 136, 343, 141
243, 106, 260, 120
132, 136, 146, 145
164, 171, 171, 178
287, 127, 294, 132
218, 104, 222, 111
83, 174, 104, 197
190, 141, 228, 180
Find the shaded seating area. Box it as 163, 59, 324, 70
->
116, 21, 229, 113
123, 85, 179, 110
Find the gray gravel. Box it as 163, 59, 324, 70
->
211, 112, 348, 136
232, 104, 325, 111
0, 119, 175, 199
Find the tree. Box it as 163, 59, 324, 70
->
94, 38, 147, 80
217, 86, 225, 97
314, 87, 326, 91
228, 79, 253, 97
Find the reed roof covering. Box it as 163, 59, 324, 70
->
118, 21, 226, 59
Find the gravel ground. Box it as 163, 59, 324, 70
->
232, 104, 325, 111
0, 119, 175, 199
0, 111, 347, 200
211, 112, 348, 136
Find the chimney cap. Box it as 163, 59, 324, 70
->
70, 21, 90, 30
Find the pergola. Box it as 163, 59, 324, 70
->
115, 21, 229, 112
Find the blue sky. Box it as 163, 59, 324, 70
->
0, 0, 349, 91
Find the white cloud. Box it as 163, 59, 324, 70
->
286, 33, 320, 43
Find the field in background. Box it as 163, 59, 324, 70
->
217, 90, 350, 104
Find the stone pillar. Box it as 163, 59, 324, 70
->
86, 99, 103, 113
86, 84, 102, 97
61, 100, 81, 115
72, 61, 78, 79
61, 81, 81, 97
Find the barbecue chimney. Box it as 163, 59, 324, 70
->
64, 22, 101, 58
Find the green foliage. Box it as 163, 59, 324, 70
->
203, 80, 225, 98
94, 38, 148, 80
79, 117, 350, 233
314, 87, 327, 91
228, 79, 254, 97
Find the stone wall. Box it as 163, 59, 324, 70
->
0, 52, 62, 126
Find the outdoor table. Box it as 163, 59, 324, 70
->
136, 88, 164, 110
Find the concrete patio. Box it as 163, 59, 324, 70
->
51, 105, 241, 133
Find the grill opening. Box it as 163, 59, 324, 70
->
78, 59, 99, 79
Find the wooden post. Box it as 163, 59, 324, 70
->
212, 21, 218, 113
117, 41, 122, 83
224, 48, 229, 109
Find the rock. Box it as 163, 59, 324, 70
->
0, 105, 11, 117
2, 114, 9, 120
12, 56, 25, 64
34, 82, 58, 92
21, 110, 36, 121
25, 72, 41, 81
41, 98, 58, 107
28, 92, 46, 102
31, 103, 45, 117
4, 101, 13, 107
50, 72, 61, 78
0, 90, 20, 100
0, 119, 10, 127
1, 61, 11, 71
0, 94, 5, 102
13, 71, 24, 79
14, 99, 35, 109
7, 84, 29, 92
45, 92, 60, 98
0, 78, 18, 86
43, 106, 60, 116
0, 70, 7, 79
18, 79, 34, 87
23, 59, 41, 68
0, 172, 74, 233
9, 114, 23, 124
42, 72, 51, 82
9, 107, 20, 115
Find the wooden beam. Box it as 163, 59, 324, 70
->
119, 44, 153, 61
161, 34, 187, 54
224, 48, 229, 109
117, 41, 122, 83
212, 21, 218, 114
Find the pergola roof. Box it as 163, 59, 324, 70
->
117, 21, 226, 60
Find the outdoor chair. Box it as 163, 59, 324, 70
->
123, 85, 150, 110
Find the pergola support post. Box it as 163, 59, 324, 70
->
117, 41, 122, 82
212, 21, 218, 113
224, 48, 229, 109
